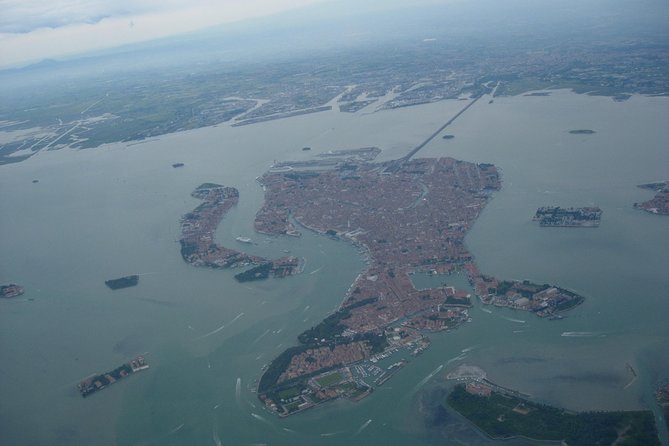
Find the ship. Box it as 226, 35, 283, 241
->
235, 236, 253, 244
78, 356, 149, 397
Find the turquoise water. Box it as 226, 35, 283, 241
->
0, 91, 667, 445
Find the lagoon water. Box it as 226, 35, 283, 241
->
1, 91, 668, 445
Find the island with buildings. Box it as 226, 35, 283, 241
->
1, 283, 25, 298
245, 148, 586, 416
78, 356, 149, 398
635, 181, 669, 215
105, 275, 139, 290
533, 206, 602, 227
179, 183, 300, 281
442, 365, 659, 445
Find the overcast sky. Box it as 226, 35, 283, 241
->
0, 0, 331, 68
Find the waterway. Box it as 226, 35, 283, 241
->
0, 90, 667, 445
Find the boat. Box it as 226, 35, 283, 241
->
236, 236, 253, 244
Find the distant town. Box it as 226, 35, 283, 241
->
2, 29, 668, 165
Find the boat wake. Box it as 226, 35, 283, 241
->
446, 353, 467, 365
251, 412, 273, 427
198, 323, 226, 339
414, 364, 444, 391
168, 423, 185, 435
561, 331, 600, 337
481, 308, 492, 314
320, 431, 345, 437
212, 424, 222, 446
502, 316, 526, 324
235, 378, 242, 404
253, 329, 270, 344
353, 419, 373, 436
309, 266, 324, 275
229, 312, 245, 325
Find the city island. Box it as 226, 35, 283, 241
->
253, 150, 586, 416
177, 148, 586, 416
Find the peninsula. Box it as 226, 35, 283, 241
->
635, 181, 669, 215
250, 149, 585, 415
179, 183, 299, 281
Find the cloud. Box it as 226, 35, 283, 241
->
0, 0, 327, 67
0, 0, 137, 33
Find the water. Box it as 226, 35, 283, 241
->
0, 91, 667, 445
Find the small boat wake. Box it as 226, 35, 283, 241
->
446, 353, 467, 365
561, 331, 601, 337
253, 329, 270, 344
235, 378, 242, 404
353, 419, 372, 437
251, 412, 273, 427
212, 424, 222, 446
168, 423, 185, 435
414, 364, 444, 391
502, 316, 526, 324
320, 431, 345, 437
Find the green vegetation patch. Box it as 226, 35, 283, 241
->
316, 372, 344, 388
446, 385, 659, 446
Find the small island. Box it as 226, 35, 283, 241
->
1, 283, 25, 298
533, 206, 602, 227
634, 181, 669, 215
105, 275, 139, 290
445, 382, 659, 445
656, 383, 669, 429
568, 129, 596, 134
78, 356, 149, 398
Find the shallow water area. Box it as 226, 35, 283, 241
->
0, 91, 668, 445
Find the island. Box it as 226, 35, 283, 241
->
105, 275, 139, 290
568, 129, 596, 134
179, 183, 300, 281
1, 283, 25, 298
656, 383, 669, 429
247, 148, 586, 415
533, 206, 602, 227
634, 181, 669, 215
78, 356, 149, 397
445, 382, 659, 445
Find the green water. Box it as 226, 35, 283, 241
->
0, 91, 667, 445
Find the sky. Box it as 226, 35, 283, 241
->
0, 0, 330, 68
